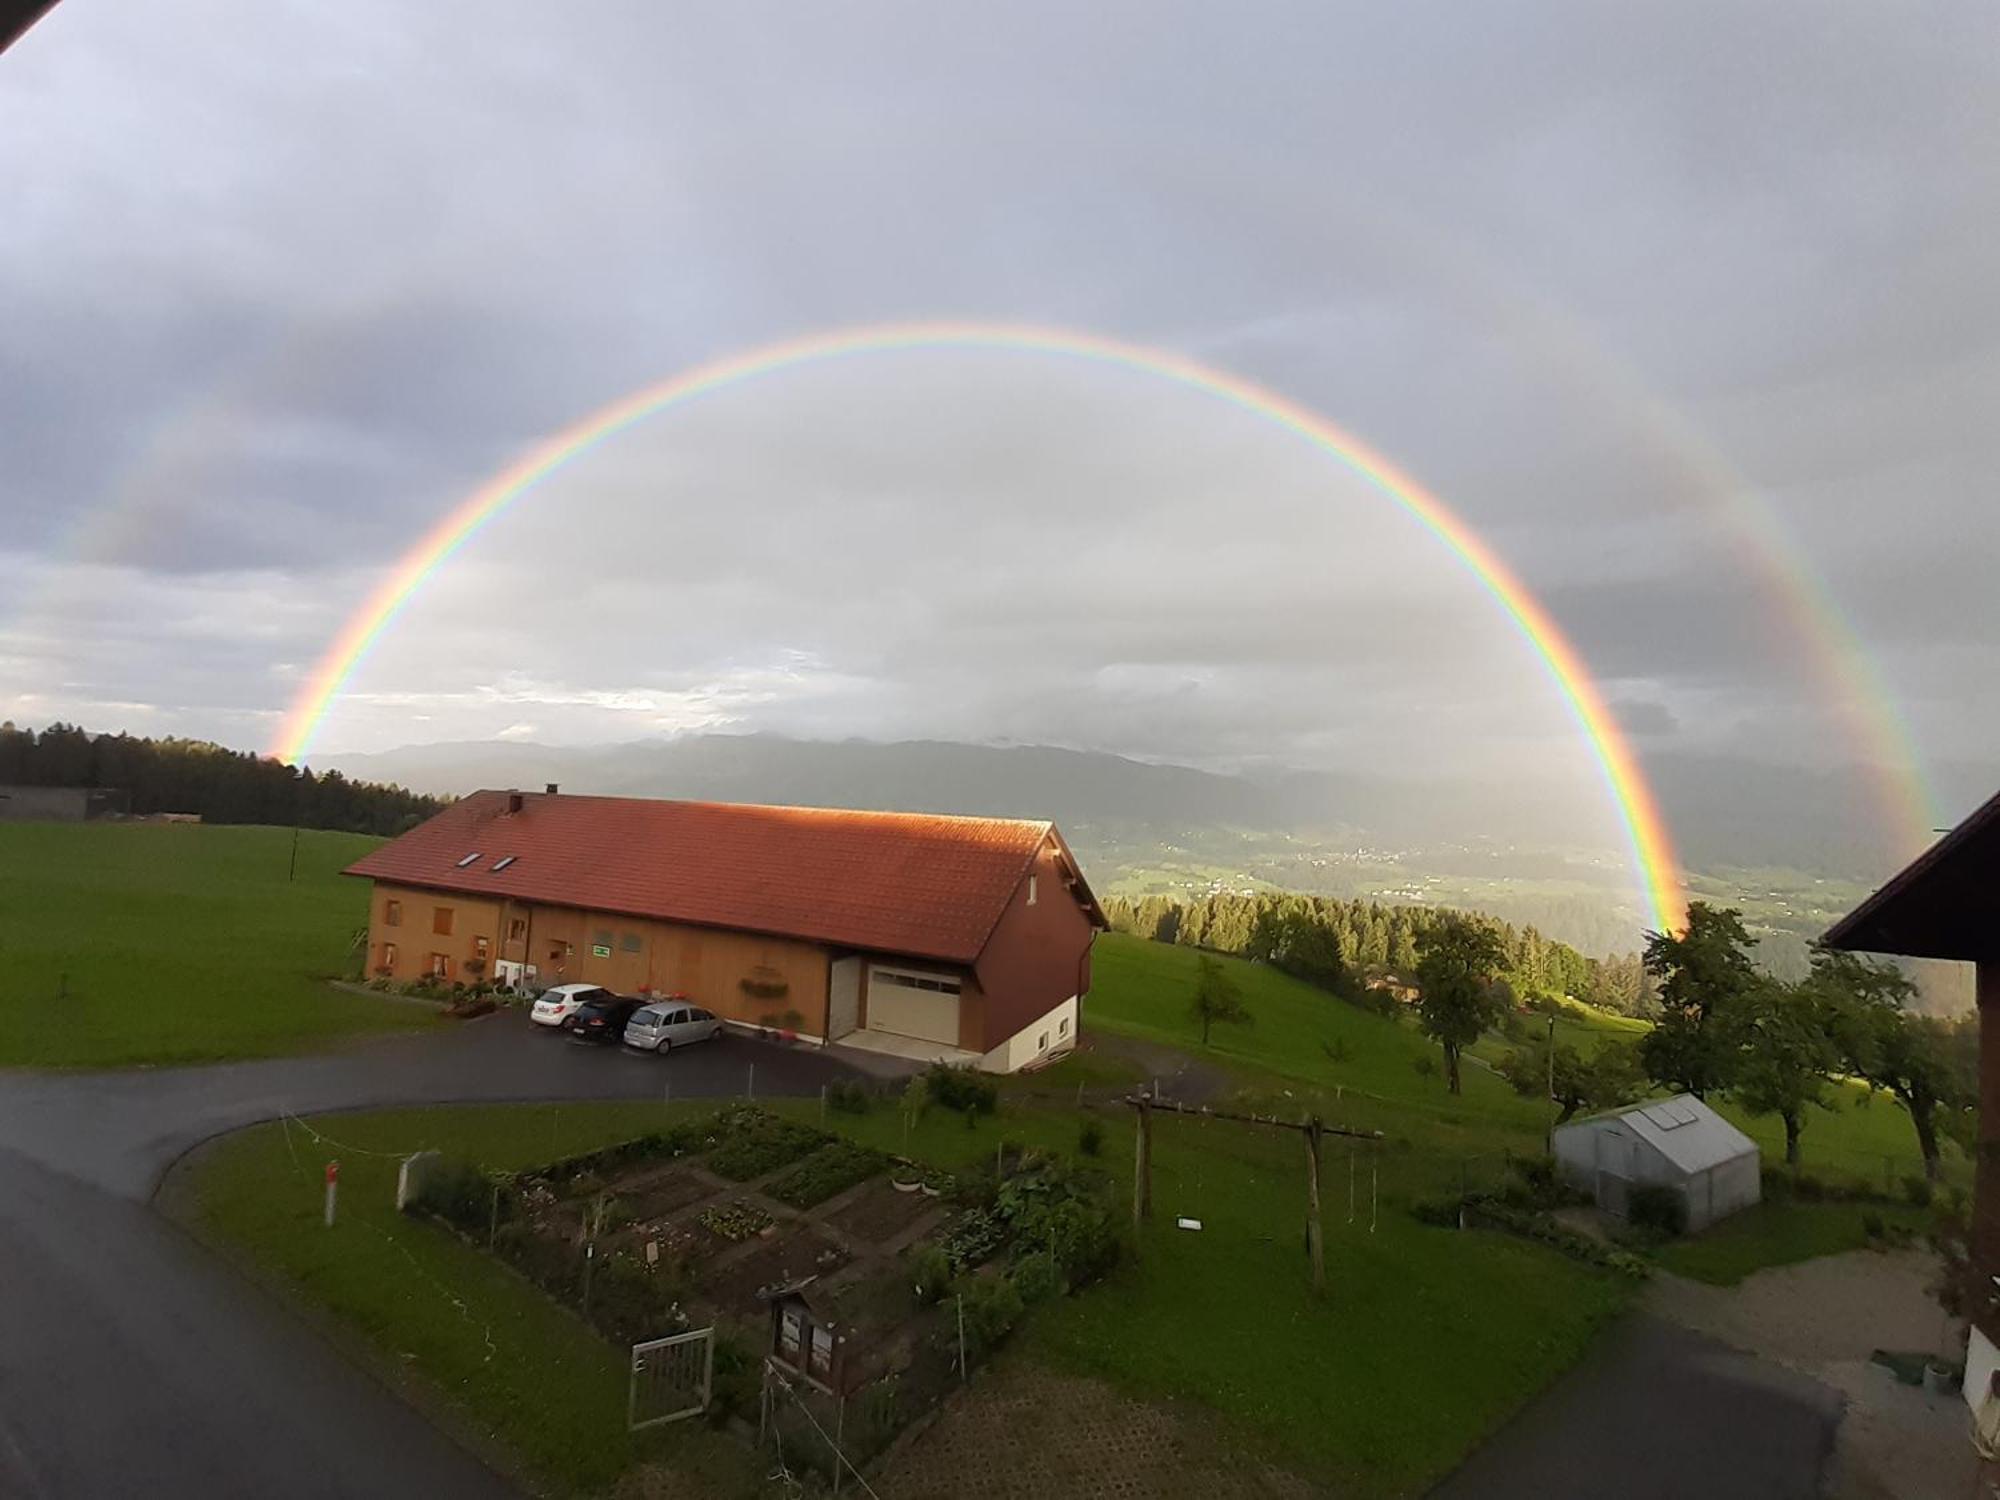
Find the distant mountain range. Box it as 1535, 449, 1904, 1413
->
320, 732, 1984, 883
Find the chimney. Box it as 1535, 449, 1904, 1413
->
544, 782, 559, 796
506, 790, 524, 814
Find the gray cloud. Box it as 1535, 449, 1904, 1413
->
3, 0, 1996, 863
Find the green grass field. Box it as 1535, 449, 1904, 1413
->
1651, 1198, 1933, 1286
0, 821, 439, 1067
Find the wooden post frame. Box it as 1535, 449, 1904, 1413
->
1121, 1091, 1379, 1290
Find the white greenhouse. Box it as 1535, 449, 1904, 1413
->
1552, 1094, 1761, 1232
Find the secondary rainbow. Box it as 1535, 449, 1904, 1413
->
270, 320, 1688, 931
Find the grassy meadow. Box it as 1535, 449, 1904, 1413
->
0, 821, 438, 1067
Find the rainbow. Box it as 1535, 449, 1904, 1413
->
269, 320, 1688, 931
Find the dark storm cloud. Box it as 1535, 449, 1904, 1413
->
2, 0, 1995, 797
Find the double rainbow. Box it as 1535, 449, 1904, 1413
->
269, 320, 1687, 932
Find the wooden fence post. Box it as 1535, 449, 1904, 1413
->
1305, 1117, 1325, 1294
1133, 1093, 1153, 1232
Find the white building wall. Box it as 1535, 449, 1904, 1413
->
1967, 1325, 2000, 1415
978, 994, 1078, 1074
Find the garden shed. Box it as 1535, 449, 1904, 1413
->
1552, 1094, 1761, 1231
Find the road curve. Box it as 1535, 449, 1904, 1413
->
0, 1018, 873, 1498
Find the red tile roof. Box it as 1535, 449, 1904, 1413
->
344, 790, 1098, 963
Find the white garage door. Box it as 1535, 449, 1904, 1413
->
866, 966, 961, 1045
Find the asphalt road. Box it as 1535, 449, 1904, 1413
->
0, 1017, 865, 1498
1429, 1312, 1843, 1500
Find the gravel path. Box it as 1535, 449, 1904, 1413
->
1647, 1249, 1982, 1500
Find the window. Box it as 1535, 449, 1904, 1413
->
1037, 1032, 1049, 1052
381, 942, 397, 968
429, 952, 449, 977
1059, 1016, 1070, 1037
508, 918, 526, 940
384, 899, 402, 927
455, 852, 481, 868
808, 1325, 834, 1379
873, 968, 961, 994
1027, 874, 1038, 906
474, 935, 490, 959
593, 929, 612, 948
492, 855, 516, 872
548, 942, 571, 963
620, 932, 642, 954
432, 906, 454, 935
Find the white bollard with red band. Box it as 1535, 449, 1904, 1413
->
324, 1159, 339, 1227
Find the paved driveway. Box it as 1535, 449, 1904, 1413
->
0, 1016, 869, 1498
1430, 1312, 1842, 1500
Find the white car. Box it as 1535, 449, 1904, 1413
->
622, 999, 724, 1054
530, 983, 610, 1029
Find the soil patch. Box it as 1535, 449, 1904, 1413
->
825, 1179, 945, 1247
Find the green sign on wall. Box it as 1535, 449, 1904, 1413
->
592, 943, 611, 959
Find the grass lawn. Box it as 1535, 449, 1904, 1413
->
1652, 1198, 1933, 1286
0, 821, 441, 1067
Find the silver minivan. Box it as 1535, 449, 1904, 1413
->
622, 998, 723, 1055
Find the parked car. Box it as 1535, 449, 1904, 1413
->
568, 995, 645, 1045
622, 998, 724, 1055
529, 982, 609, 1030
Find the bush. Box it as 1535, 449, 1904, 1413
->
705, 1108, 830, 1180
1010, 1250, 1062, 1304
1903, 1175, 1934, 1209
940, 1208, 1007, 1270
1862, 1209, 1887, 1242
1412, 1055, 1438, 1079
1464, 1199, 1651, 1278
925, 1063, 998, 1117
1076, 1118, 1104, 1157
957, 1275, 1024, 1358
827, 1078, 874, 1115
409, 1157, 495, 1232
1760, 1167, 1795, 1203
1794, 1173, 1828, 1202
908, 1243, 953, 1305
1627, 1184, 1687, 1237
1409, 1196, 1462, 1228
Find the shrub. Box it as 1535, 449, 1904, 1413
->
1627, 1184, 1687, 1237
827, 1078, 874, 1115
409, 1158, 495, 1232
958, 1275, 1024, 1358
1076, 1117, 1104, 1157
1903, 1176, 1934, 1209
1862, 1209, 1887, 1242
1010, 1250, 1062, 1304
1510, 1154, 1559, 1200
1409, 1196, 1462, 1228
1794, 1173, 1828, 1202
925, 1063, 998, 1117
908, 1243, 953, 1305
1412, 1055, 1438, 1079
709, 1335, 760, 1423
1760, 1167, 1795, 1202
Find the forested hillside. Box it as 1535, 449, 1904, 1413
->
0, 722, 444, 836
1103, 890, 1655, 1016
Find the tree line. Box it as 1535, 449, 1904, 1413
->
0, 722, 446, 837
1102, 890, 1652, 1017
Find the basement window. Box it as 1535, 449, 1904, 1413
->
455, 852, 481, 868
492, 855, 517, 872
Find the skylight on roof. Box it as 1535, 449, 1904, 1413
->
492, 855, 516, 871
456, 852, 481, 868
1641, 1100, 1698, 1131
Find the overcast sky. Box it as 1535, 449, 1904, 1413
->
4, 1, 1997, 859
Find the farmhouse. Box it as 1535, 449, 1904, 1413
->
345, 787, 1104, 1072
1826, 784, 2000, 1417
1551, 1094, 1761, 1231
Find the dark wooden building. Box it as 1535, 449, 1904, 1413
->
1826, 787, 2000, 1414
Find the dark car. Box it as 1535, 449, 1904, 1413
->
567, 995, 644, 1044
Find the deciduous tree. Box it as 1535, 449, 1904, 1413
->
1730, 979, 1839, 1168
1639, 903, 1756, 1098
1415, 916, 1507, 1094
1188, 955, 1252, 1047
